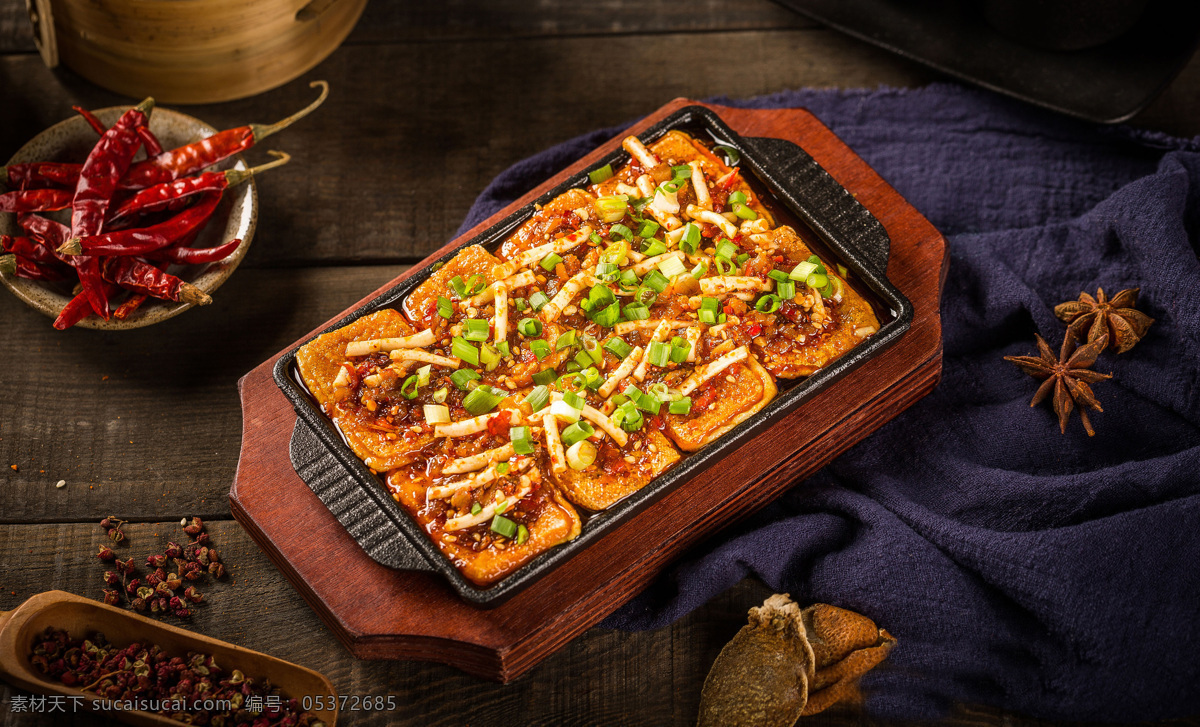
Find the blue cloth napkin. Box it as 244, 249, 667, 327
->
457, 84, 1200, 722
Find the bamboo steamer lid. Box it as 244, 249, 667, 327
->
24, 0, 366, 104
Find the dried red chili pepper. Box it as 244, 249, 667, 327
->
145, 236, 243, 265
60, 191, 222, 257
72, 105, 108, 136
76, 105, 166, 159
53, 282, 119, 330
5, 81, 326, 193
107, 151, 289, 226
0, 187, 73, 213
0, 253, 67, 281
102, 257, 211, 306
2, 233, 63, 265
71, 97, 155, 318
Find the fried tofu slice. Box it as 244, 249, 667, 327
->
386, 463, 582, 587
745, 226, 880, 379
553, 429, 680, 511
296, 308, 435, 471
498, 188, 595, 262
666, 355, 777, 452
403, 244, 501, 327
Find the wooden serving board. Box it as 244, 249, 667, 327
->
229, 98, 948, 682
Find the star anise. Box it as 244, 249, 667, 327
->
1054, 287, 1154, 354
1004, 333, 1112, 436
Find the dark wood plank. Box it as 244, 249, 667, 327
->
229, 99, 948, 682
0, 265, 407, 523
0, 0, 32, 54
1, 29, 938, 268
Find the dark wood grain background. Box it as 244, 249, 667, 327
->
2, 2, 1198, 724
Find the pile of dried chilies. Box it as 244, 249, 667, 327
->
0, 81, 328, 329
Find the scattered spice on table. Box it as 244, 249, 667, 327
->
1054, 286, 1155, 354
29, 627, 325, 726
698, 594, 896, 726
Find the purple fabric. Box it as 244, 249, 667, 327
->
457, 84, 1200, 722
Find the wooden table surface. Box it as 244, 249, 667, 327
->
2, 3, 1198, 725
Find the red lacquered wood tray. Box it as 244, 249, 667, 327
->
230, 98, 948, 682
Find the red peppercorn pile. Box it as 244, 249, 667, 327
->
96, 516, 226, 620
29, 627, 325, 726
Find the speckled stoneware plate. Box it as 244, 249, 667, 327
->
0, 106, 256, 330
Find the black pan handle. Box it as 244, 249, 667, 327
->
289, 420, 436, 572
740, 136, 891, 276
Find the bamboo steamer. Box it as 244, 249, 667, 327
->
24, 0, 366, 104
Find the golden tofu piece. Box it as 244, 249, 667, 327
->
553, 430, 681, 511
403, 244, 501, 327
498, 188, 595, 262
666, 356, 777, 452
747, 226, 880, 379
387, 465, 582, 587
296, 308, 435, 471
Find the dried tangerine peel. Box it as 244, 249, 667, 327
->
801, 604, 896, 716
697, 594, 814, 727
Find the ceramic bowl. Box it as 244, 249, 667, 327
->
0, 105, 256, 329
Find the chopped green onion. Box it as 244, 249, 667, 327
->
595, 194, 628, 223
755, 294, 781, 313
518, 318, 543, 337
640, 238, 667, 257
424, 404, 450, 424
660, 180, 681, 194
432, 386, 449, 404
580, 366, 603, 390
821, 280, 835, 298
648, 382, 672, 401
776, 279, 796, 301
637, 220, 660, 239
590, 232, 604, 246
714, 144, 740, 165
463, 318, 490, 342
768, 269, 790, 283
463, 385, 506, 415
669, 397, 692, 415
602, 240, 630, 265
622, 302, 650, 321
637, 391, 662, 415
523, 386, 550, 413
431, 261, 445, 272
714, 257, 738, 276
561, 421, 595, 447
511, 425, 535, 453
450, 368, 480, 391
540, 253, 563, 272
556, 330, 578, 350
437, 296, 454, 319
680, 223, 701, 255
497, 462, 510, 475
529, 339, 551, 360
831, 276, 844, 299
647, 340, 671, 368
449, 275, 467, 297
581, 333, 602, 364
613, 400, 644, 432
806, 273, 828, 290
635, 285, 658, 307
619, 269, 640, 290
700, 297, 721, 312
732, 202, 757, 220
736, 252, 749, 266
605, 337, 633, 358
452, 337, 479, 367
490, 514, 518, 538
714, 239, 738, 261
464, 274, 486, 295
691, 261, 709, 279
517, 524, 529, 545
566, 440, 597, 471
837, 263, 849, 278
416, 364, 432, 386
588, 284, 615, 309
629, 195, 651, 212
728, 191, 747, 205
400, 375, 420, 399
497, 341, 511, 358
529, 291, 549, 311
591, 300, 621, 327
574, 350, 593, 369
670, 337, 690, 363
671, 164, 692, 183
563, 390, 586, 411
589, 164, 614, 185
657, 255, 687, 279
594, 261, 620, 282
609, 224, 633, 242
513, 298, 528, 312
471, 502, 482, 515
807, 255, 827, 274
532, 368, 558, 386
642, 270, 670, 294
790, 262, 817, 281
610, 393, 629, 408
550, 398, 582, 423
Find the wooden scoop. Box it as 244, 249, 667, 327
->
0, 591, 338, 726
